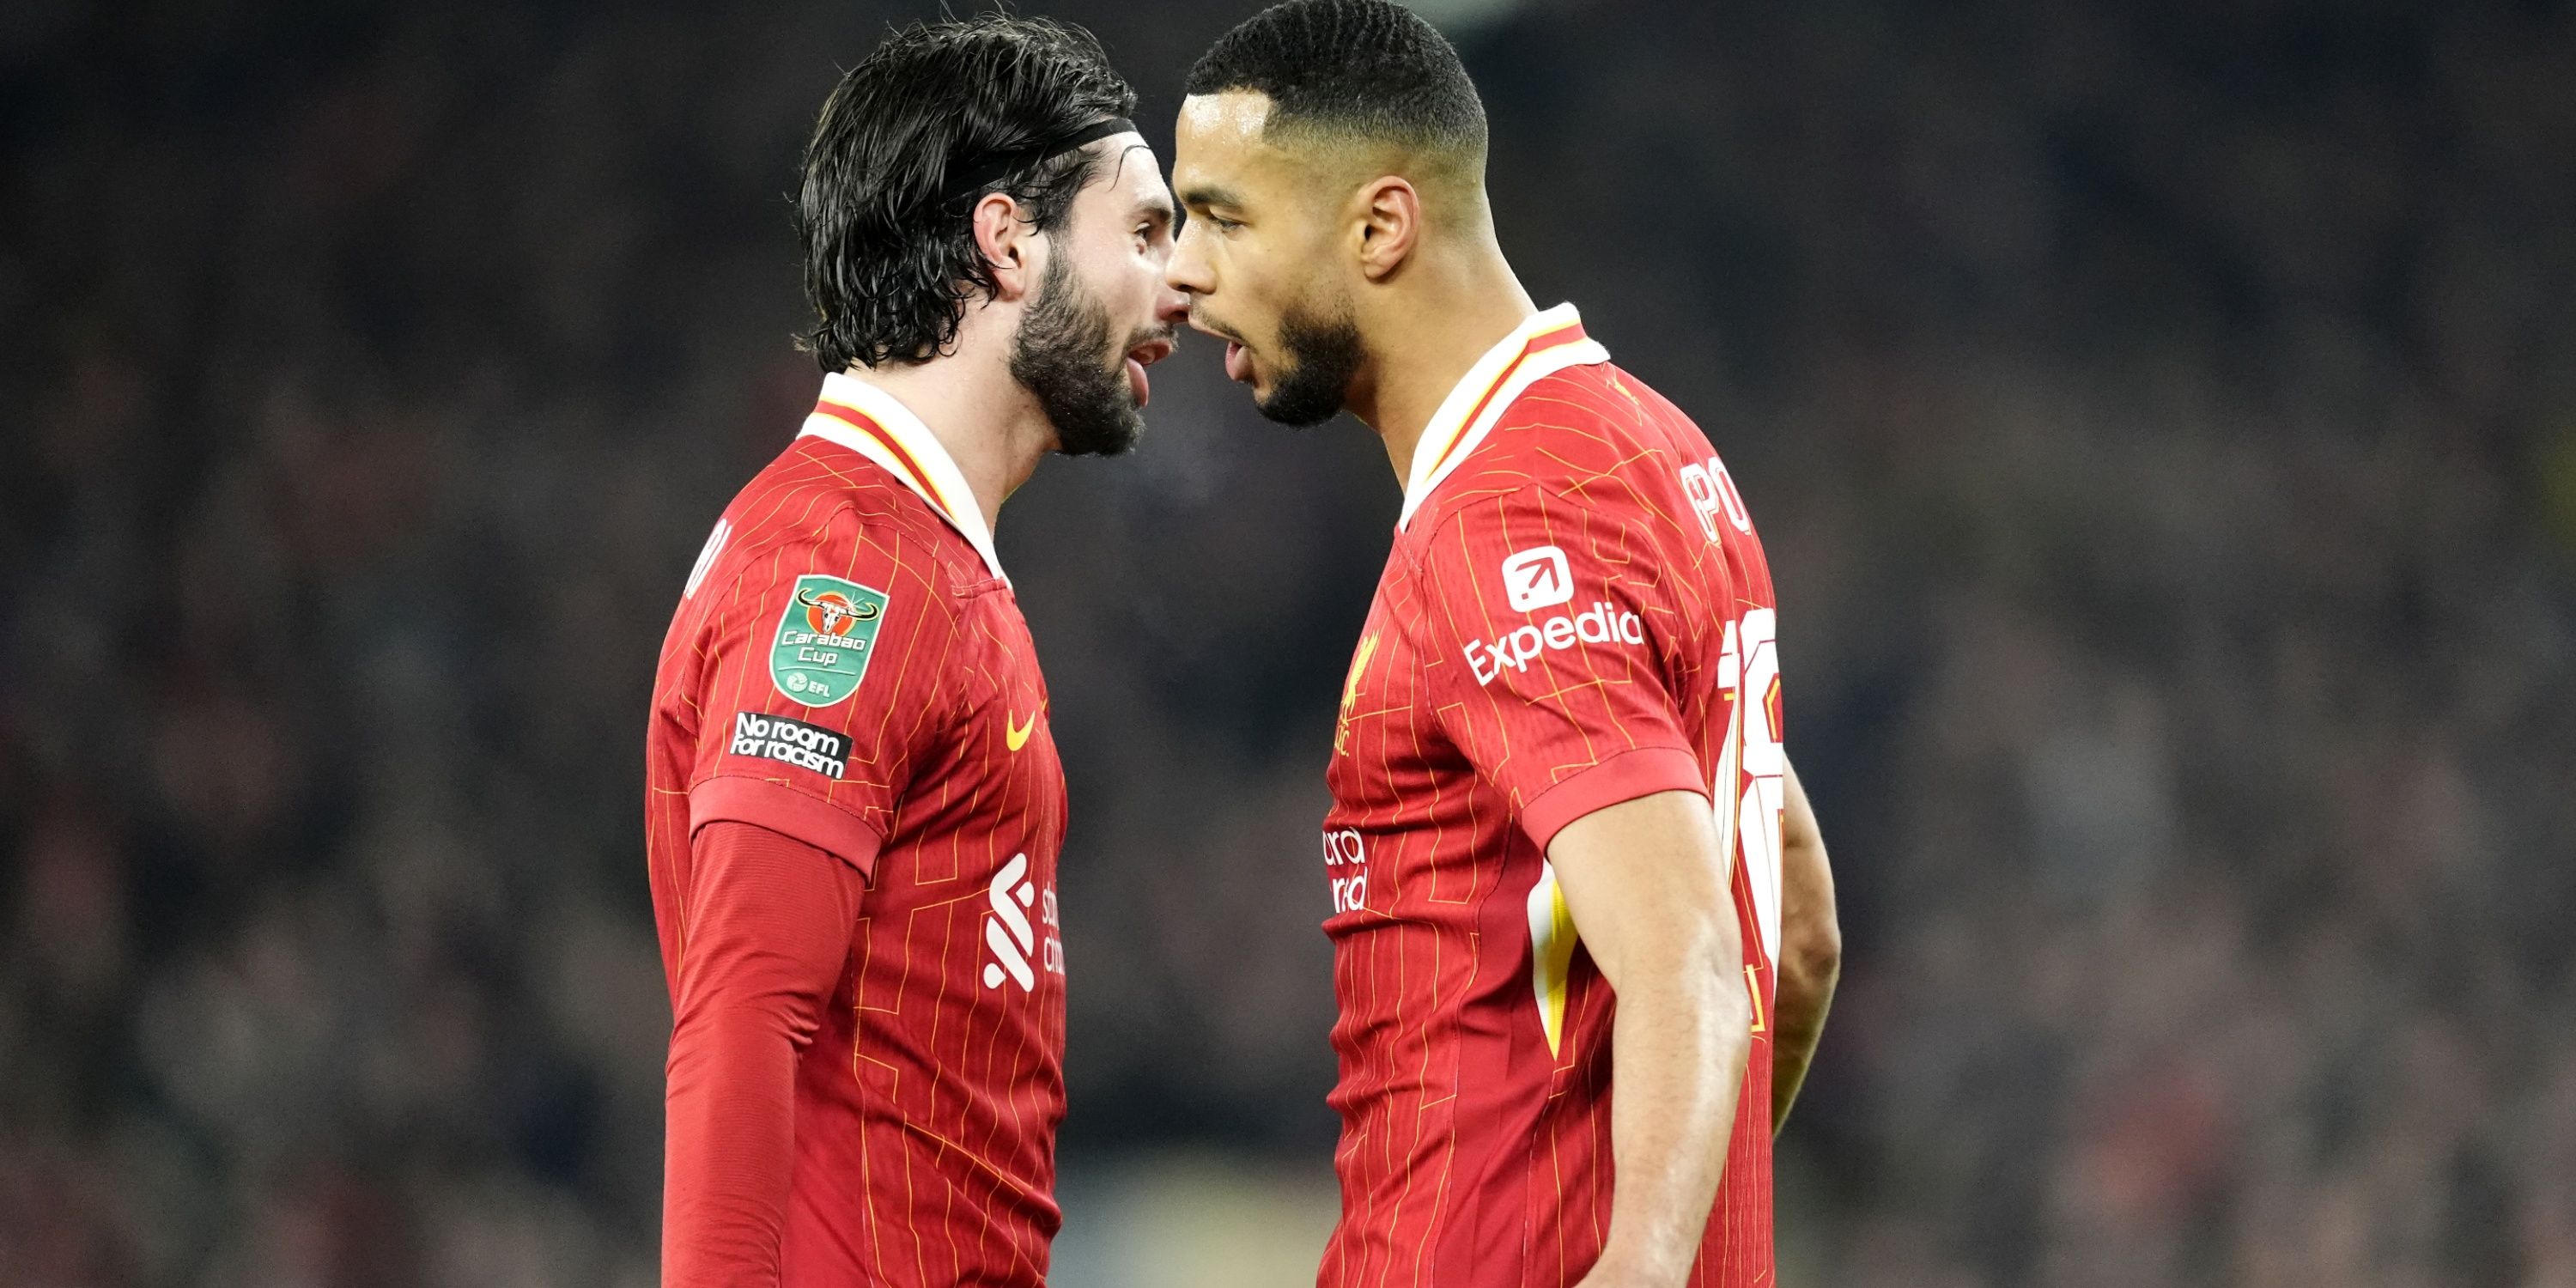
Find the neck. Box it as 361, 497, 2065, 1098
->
840, 327, 1050, 532
1346, 244, 1536, 487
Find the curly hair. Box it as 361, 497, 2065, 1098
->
799, 15, 1136, 371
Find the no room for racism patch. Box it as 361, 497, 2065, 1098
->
728, 710, 851, 779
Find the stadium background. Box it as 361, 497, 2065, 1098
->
5, 0, 2574, 1283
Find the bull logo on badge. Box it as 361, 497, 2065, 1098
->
799, 586, 881, 637
769, 574, 890, 709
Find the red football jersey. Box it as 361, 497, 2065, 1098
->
646, 374, 1069, 1285
1319, 306, 1785, 1288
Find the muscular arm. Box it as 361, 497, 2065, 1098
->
663, 821, 864, 1288
1771, 759, 1840, 1136
1550, 790, 1753, 1288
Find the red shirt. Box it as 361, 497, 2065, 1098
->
646, 374, 1068, 1286
1319, 306, 1786, 1288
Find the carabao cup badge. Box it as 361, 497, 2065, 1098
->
769, 574, 889, 708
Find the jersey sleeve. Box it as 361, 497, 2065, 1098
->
683, 513, 962, 878
1411, 487, 1710, 852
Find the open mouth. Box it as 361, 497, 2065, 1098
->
1125, 336, 1176, 407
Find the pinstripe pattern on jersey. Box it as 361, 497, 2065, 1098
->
1320, 317, 1778, 1288
647, 390, 1068, 1286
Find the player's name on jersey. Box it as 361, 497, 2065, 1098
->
730, 711, 849, 779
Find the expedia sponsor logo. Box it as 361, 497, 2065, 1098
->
1501, 545, 1575, 612
729, 711, 849, 779
981, 853, 1063, 992
1461, 600, 1645, 687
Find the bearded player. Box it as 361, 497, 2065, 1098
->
644, 16, 1182, 1287
1167, 3, 1842, 1285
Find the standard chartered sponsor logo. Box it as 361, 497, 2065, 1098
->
729, 711, 848, 778
981, 853, 1064, 991
1461, 599, 1644, 686
1321, 828, 1367, 914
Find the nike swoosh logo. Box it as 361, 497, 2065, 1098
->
1005, 710, 1037, 751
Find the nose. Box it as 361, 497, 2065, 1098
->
1165, 222, 1213, 299
1154, 279, 1189, 331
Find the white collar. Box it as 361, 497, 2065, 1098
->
1396, 302, 1610, 531
799, 373, 1008, 585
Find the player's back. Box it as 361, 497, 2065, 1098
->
1321, 308, 1781, 1288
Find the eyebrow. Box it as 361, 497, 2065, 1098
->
1176, 183, 1246, 212
1109, 143, 1177, 224
1135, 190, 1176, 230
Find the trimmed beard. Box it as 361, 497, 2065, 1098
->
1253, 295, 1365, 428
1009, 248, 1146, 458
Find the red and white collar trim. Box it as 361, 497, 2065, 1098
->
799, 373, 1009, 584
1397, 302, 1610, 531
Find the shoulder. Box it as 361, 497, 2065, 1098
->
1411, 362, 1707, 541
721, 440, 983, 612
671, 447, 982, 703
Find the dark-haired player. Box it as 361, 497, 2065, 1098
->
1167, 3, 1841, 1286
644, 15, 1183, 1286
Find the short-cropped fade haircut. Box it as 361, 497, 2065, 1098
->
799, 15, 1136, 371
1185, 0, 1485, 158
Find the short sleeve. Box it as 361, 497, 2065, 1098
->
1412, 489, 1709, 852
683, 514, 960, 877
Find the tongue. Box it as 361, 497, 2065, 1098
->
1126, 355, 1151, 408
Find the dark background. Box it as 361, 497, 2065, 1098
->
4, 0, 2573, 1284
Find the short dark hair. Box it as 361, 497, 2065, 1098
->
799, 15, 1136, 371
1184, 0, 1485, 155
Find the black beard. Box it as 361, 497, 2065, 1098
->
1009, 251, 1145, 458
1254, 296, 1365, 428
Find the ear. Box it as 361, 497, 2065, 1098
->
1350, 176, 1421, 282
972, 191, 1042, 301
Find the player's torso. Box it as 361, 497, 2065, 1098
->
784, 578, 1070, 1286
1318, 360, 1782, 1288
644, 434, 1071, 1285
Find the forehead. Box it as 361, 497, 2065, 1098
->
1174, 91, 1290, 185
1075, 134, 1170, 214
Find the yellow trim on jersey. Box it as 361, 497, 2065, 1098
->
1397, 302, 1613, 531
799, 373, 1010, 585
1528, 860, 1581, 1059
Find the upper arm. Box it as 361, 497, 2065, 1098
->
684, 514, 960, 878
1547, 790, 1743, 993
1410, 490, 1708, 851
674, 820, 866, 1024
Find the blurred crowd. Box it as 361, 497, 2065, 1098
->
3, 0, 2572, 1285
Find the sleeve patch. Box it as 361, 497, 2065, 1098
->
729, 711, 850, 779
768, 574, 890, 707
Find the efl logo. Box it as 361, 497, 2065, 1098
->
1501, 545, 1575, 612
981, 853, 1064, 991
